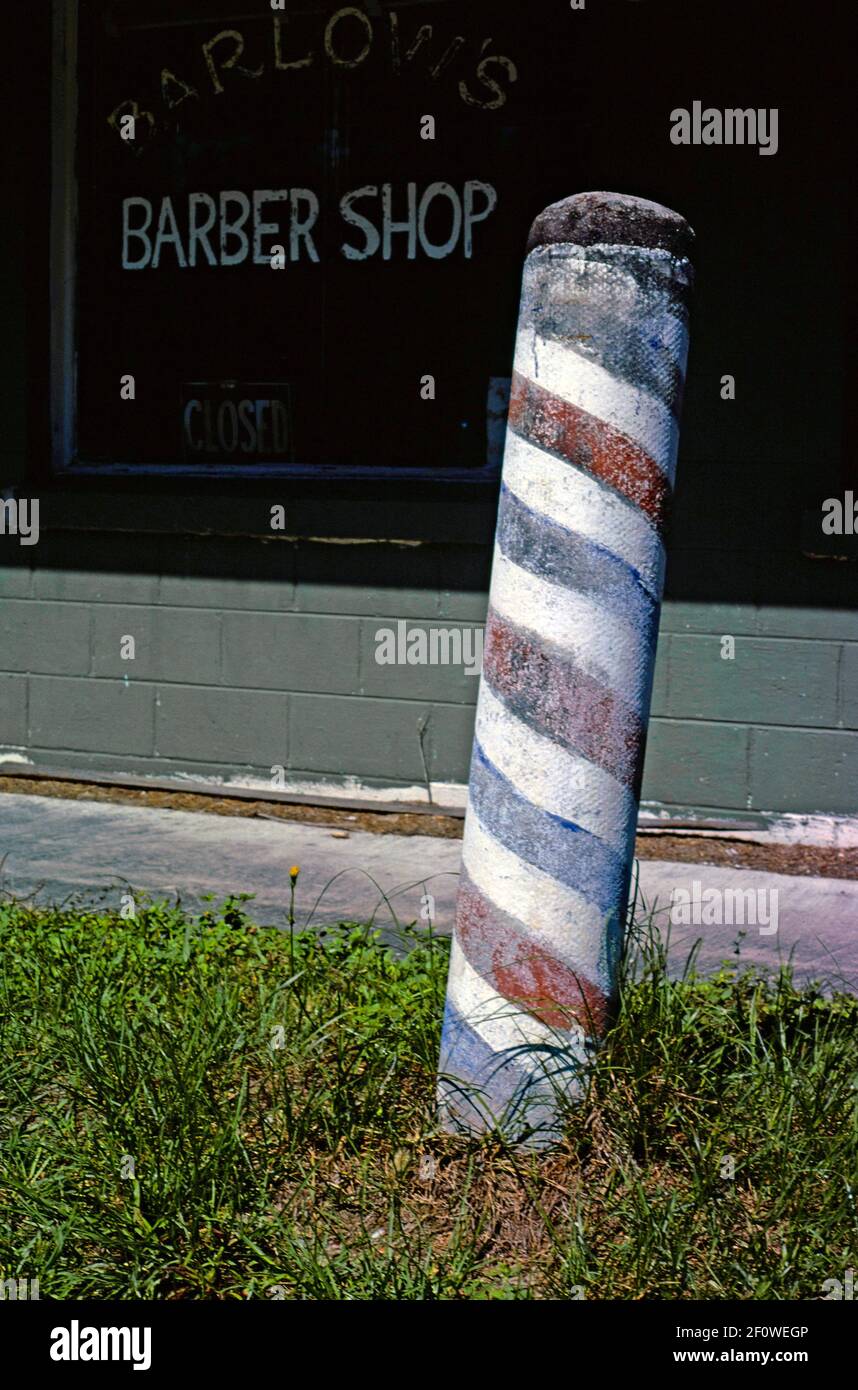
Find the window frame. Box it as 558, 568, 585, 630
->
50, 0, 504, 483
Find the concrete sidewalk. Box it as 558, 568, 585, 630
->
1, 792, 856, 992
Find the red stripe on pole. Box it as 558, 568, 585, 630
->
509, 371, 671, 531
457, 871, 611, 1032
483, 608, 644, 791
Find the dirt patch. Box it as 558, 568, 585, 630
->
0, 775, 463, 839
634, 834, 858, 881
0, 775, 854, 878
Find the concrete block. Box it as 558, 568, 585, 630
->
290, 694, 473, 783
0, 601, 90, 675
359, 619, 483, 703
29, 676, 154, 755
32, 535, 159, 604
840, 644, 858, 730
156, 684, 288, 766
0, 673, 27, 744
158, 537, 295, 611
642, 719, 749, 809
0, 562, 31, 598
221, 612, 360, 694
667, 635, 839, 727
92, 608, 221, 684
750, 727, 858, 814
292, 541, 441, 618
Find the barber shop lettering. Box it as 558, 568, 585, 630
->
122, 181, 498, 267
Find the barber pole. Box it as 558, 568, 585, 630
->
437, 191, 695, 1146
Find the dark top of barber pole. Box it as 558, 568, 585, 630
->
527, 190, 695, 265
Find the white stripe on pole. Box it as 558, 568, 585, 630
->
462, 813, 610, 983
489, 546, 653, 708
513, 330, 680, 469
446, 936, 589, 1074
501, 433, 666, 597
474, 686, 635, 854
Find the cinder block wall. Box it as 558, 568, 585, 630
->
0, 533, 488, 802
1, 524, 856, 820
652, 596, 858, 820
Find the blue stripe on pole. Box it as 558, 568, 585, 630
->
438, 997, 582, 1136
438, 997, 529, 1118
530, 292, 687, 420
524, 241, 692, 328
496, 484, 658, 640
469, 740, 629, 915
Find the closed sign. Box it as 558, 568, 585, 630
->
182, 384, 292, 461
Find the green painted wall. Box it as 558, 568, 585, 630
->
1, 524, 856, 819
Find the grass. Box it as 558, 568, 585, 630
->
0, 887, 856, 1300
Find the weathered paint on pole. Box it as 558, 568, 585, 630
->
437, 191, 695, 1146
